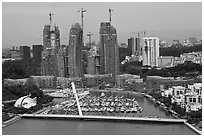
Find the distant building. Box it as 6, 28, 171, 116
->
135, 37, 141, 56
184, 37, 197, 46
180, 52, 202, 64
172, 40, 180, 45
119, 43, 128, 48
66, 23, 83, 78
87, 44, 100, 75
2, 48, 12, 58
33, 45, 43, 62
20, 46, 30, 60
128, 37, 141, 56
173, 57, 184, 66
142, 37, 159, 67
99, 22, 120, 84
171, 52, 202, 66
158, 56, 174, 68
10, 49, 20, 59
128, 37, 134, 54
56, 46, 66, 77
159, 40, 170, 48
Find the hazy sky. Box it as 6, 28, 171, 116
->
2, 2, 202, 48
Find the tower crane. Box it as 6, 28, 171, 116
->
77, 8, 86, 31
49, 12, 54, 27
77, 8, 86, 46
109, 8, 113, 25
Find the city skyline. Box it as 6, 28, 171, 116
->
2, 2, 202, 48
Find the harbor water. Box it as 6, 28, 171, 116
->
3, 118, 196, 135
2, 92, 197, 135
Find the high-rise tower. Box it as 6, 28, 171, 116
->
142, 37, 159, 67
134, 37, 141, 56
128, 37, 134, 55
41, 13, 64, 77
66, 23, 83, 78
99, 22, 119, 84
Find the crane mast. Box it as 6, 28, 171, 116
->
78, 8, 86, 32
49, 12, 54, 29
109, 8, 113, 25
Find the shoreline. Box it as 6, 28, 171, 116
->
143, 93, 202, 135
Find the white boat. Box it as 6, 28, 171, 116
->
111, 102, 115, 106
121, 107, 125, 112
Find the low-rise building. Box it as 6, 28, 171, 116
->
158, 56, 174, 68
162, 88, 173, 97
172, 86, 185, 97
173, 57, 184, 66
165, 83, 202, 112
10, 49, 20, 59
116, 74, 142, 88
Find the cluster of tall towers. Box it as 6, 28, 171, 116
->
127, 33, 159, 67
41, 10, 119, 84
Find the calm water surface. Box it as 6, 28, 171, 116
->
3, 119, 196, 135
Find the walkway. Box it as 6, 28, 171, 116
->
21, 114, 186, 123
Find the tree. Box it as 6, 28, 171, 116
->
172, 103, 186, 116
3, 59, 41, 80
119, 47, 131, 63
160, 43, 202, 57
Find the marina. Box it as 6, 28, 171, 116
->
2, 87, 200, 135
40, 93, 145, 117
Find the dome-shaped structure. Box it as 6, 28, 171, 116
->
14, 96, 37, 109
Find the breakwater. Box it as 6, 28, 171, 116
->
21, 114, 185, 123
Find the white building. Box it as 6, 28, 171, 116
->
172, 86, 185, 97
142, 37, 159, 67
14, 96, 37, 109
188, 83, 202, 95
169, 83, 202, 112
162, 88, 173, 97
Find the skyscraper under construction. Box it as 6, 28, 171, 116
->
99, 22, 119, 84
65, 23, 83, 78
41, 13, 65, 77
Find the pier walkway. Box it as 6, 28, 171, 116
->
2, 99, 17, 104
21, 114, 186, 123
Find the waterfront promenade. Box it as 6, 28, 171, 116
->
21, 114, 185, 123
